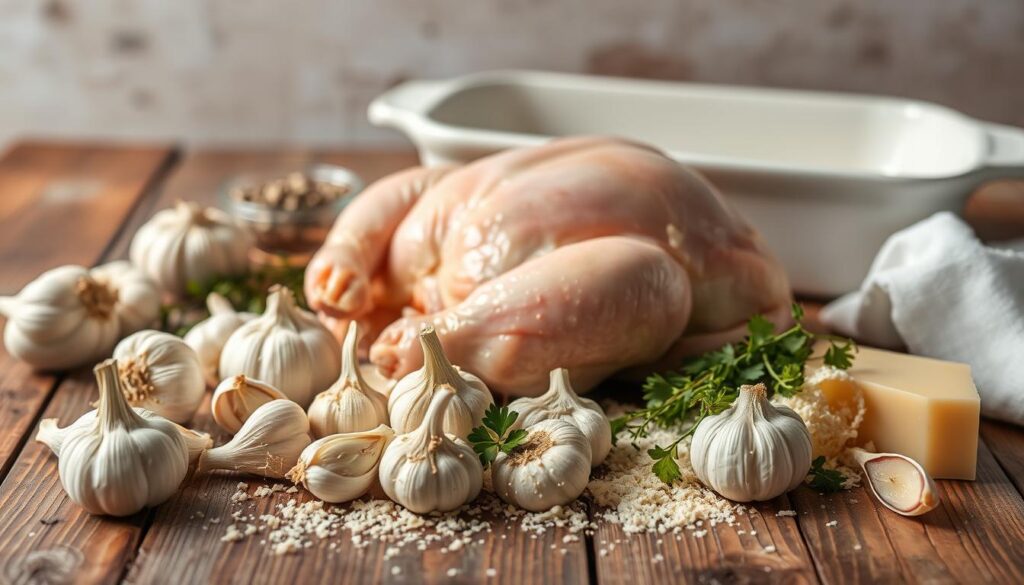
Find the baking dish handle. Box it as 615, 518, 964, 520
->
368, 79, 450, 130
981, 123, 1024, 178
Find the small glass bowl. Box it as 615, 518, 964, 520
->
219, 164, 364, 263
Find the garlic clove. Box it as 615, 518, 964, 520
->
38, 414, 210, 465
851, 447, 940, 516
287, 424, 395, 503
307, 322, 388, 438
387, 325, 493, 438
184, 293, 256, 387
211, 375, 287, 435
379, 387, 483, 513
197, 399, 311, 479
113, 330, 206, 423
492, 418, 592, 512
510, 368, 612, 466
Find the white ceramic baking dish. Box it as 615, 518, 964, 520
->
369, 70, 1024, 296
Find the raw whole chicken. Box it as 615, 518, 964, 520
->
306, 137, 791, 396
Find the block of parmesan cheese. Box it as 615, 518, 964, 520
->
812, 342, 980, 480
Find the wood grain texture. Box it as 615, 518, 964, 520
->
592, 497, 818, 584
0, 142, 175, 479
980, 420, 1024, 494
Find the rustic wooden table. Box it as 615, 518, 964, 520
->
1, 140, 1024, 585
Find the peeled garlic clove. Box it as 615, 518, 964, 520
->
690, 383, 812, 502
184, 293, 256, 387
219, 286, 340, 407
510, 368, 611, 466
379, 387, 483, 513
287, 424, 395, 503
308, 322, 388, 438
0, 262, 160, 371
113, 330, 206, 423
851, 447, 940, 516
197, 399, 311, 479
211, 375, 287, 435
41, 359, 189, 516
493, 419, 592, 512
130, 201, 253, 297
388, 325, 493, 438
38, 414, 210, 465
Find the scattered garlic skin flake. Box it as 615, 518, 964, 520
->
851, 447, 939, 516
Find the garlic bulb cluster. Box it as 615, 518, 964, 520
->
38, 415, 211, 465
0, 261, 159, 370
850, 447, 939, 516
38, 359, 189, 516
492, 419, 592, 512
219, 287, 340, 407
198, 399, 311, 479
184, 293, 256, 386
211, 375, 286, 434
113, 330, 205, 423
509, 368, 611, 466
287, 424, 395, 503
129, 201, 253, 296
690, 383, 812, 502
308, 323, 388, 438
388, 326, 493, 438
379, 388, 483, 513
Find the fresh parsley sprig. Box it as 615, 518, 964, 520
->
468, 404, 529, 467
807, 456, 847, 493
610, 303, 856, 484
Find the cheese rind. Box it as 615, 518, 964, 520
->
813, 342, 979, 480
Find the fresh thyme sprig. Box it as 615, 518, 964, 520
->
610, 304, 856, 484
468, 404, 529, 468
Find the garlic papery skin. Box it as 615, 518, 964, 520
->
509, 368, 611, 466
388, 326, 493, 438
308, 322, 388, 438
0, 261, 160, 371
113, 330, 205, 423
379, 387, 483, 513
197, 399, 311, 479
184, 293, 256, 386
690, 383, 813, 502
492, 419, 592, 512
219, 286, 340, 408
129, 201, 253, 297
40, 359, 189, 516
211, 375, 287, 435
38, 415, 210, 466
286, 424, 395, 503
851, 447, 940, 516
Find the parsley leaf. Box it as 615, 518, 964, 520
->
611, 303, 858, 485
468, 404, 528, 467
807, 456, 846, 492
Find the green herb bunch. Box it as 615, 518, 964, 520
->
468, 404, 529, 467
610, 304, 855, 484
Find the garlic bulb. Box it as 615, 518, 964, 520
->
509, 368, 611, 466
38, 359, 189, 516
690, 383, 813, 502
287, 424, 395, 503
388, 326, 493, 438
184, 293, 256, 386
379, 387, 483, 513
129, 201, 253, 296
850, 447, 940, 516
211, 375, 286, 434
38, 416, 211, 465
492, 419, 592, 512
308, 322, 388, 438
219, 286, 340, 407
197, 399, 311, 479
0, 261, 159, 370
113, 330, 205, 423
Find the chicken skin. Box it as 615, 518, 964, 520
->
306, 137, 790, 396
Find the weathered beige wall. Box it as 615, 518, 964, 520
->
0, 0, 1021, 147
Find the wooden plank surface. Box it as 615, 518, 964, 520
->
0, 142, 176, 584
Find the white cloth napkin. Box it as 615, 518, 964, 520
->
820, 212, 1024, 424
